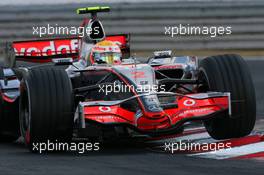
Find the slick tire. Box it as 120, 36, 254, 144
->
198, 54, 256, 139
0, 67, 20, 142
19, 66, 74, 152
0, 95, 20, 142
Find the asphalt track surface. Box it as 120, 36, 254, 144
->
0, 58, 264, 175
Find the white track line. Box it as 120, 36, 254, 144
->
172, 132, 210, 142
189, 141, 264, 160
149, 132, 210, 143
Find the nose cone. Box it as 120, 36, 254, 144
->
136, 111, 172, 130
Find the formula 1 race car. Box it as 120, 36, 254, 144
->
0, 6, 256, 151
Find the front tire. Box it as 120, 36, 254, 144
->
199, 54, 256, 139
19, 66, 74, 151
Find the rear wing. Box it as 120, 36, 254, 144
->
5, 34, 130, 67
13, 37, 79, 62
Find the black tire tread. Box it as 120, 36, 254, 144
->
0, 67, 20, 142
21, 66, 74, 146
199, 54, 256, 139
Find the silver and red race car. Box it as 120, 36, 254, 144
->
0, 6, 256, 151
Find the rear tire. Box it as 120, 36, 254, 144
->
0, 95, 19, 142
19, 66, 74, 151
0, 67, 20, 142
199, 54, 256, 139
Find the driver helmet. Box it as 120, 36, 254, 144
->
89, 40, 122, 64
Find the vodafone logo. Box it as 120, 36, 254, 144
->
14, 39, 79, 57
99, 106, 111, 112
178, 107, 213, 117
183, 99, 196, 106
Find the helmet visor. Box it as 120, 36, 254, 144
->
94, 52, 121, 64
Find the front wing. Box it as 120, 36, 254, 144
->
77, 92, 231, 135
